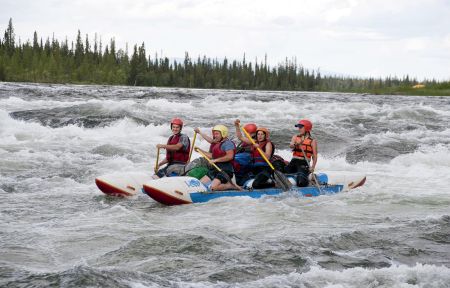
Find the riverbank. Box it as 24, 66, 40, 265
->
2, 79, 449, 97
342, 86, 450, 96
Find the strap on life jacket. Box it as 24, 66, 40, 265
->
166, 133, 190, 164
210, 139, 236, 163
251, 140, 275, 166
292, 135, 313, 159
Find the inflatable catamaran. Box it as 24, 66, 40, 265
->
95, 172, 151, 197
141, 172, 366, 206
95, 170, 366, 205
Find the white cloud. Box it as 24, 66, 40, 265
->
443, 34, 450, 49
404, 37, 428, 52
320, 28, 388, 41
271, 16, 296, 27
323, 0, 359, 23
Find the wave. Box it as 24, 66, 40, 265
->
222, 263, 450, 288
5, 262, 449, 288
9, 105, 148, 129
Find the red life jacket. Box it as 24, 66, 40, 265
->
251, 140, 275, 166
293, 135, 313, 159
166, 133, 190, 164
210, 139, 236, 161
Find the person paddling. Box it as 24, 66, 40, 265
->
194, 125, 238, 191
153, 118, 191, 179
233, 120, 257, 185
285, 119, 318, 187
236, 120, 275, 188
235, 121, 257, 153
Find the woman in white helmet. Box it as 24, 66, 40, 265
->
194, 125, 237, 191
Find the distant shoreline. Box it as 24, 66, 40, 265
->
2, 80, 449, 97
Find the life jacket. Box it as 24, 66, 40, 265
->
251, 140, 275, 166
210, 138, 236, 161
292, 135, 313, 159
166, 133, 190, 164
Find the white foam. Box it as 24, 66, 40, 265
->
2, 85, 450, 281
144, 98, 195, 111
222, 263, 450, 288
0, 96, 88, 112
359, 127, 450, 146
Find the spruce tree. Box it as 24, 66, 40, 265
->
3, 18, 15, 56
33, 31, 39, 51
74, 30, 84, 66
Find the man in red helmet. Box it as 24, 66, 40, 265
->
285, 119, 318, 187
153, 118, 191, 178
234, 120, 257, 153
233, 119, 257, 185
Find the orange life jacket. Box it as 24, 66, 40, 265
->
292, 135, 313, 159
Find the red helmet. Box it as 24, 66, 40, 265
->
295, 119, 312, 132
243, 123, 257, 134
170, 118, 183, 129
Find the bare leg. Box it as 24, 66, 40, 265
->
211, 179, 242, 191
200, 175, 212, 184
210, 178, 222, 190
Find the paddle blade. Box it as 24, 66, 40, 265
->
274, 170, 292, 191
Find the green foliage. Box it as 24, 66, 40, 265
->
1, 18, 449, 95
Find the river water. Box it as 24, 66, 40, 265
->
1, 82, 449, 287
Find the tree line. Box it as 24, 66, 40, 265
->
1, 18, 448, 93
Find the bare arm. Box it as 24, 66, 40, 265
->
234, 119, 251, 143
194, 147, 213, 159
289, 135, 298, 149
194, 127, 214, 143
264, 142, 273, 159
254, 141, 272, 159
310, 139, 318, 172
212, 150, 234, 163
156, 142, 183, 151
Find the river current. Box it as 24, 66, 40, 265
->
1, 82, 449, 287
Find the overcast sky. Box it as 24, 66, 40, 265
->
1, 0, 449, 80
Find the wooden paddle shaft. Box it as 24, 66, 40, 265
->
195, 148, 223, 173
188, 132, 197, 162
154, 147, 160, 173
298, 143, 323, 193
194, 147, 236, 185
241, 127, 276, 171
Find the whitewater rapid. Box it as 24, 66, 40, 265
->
1, 82, 449, 287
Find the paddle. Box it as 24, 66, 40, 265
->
194, 147, 242, 190
188, 131, 197, 162
298, 142, 323, 194
241, 127, 292, 191
154, 147, 160, 173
